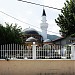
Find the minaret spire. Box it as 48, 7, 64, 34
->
40, 8, 48, 41
42, 7, 46, 16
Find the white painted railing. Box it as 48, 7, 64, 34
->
0, 44, 32, 59
0, 43, 71, 60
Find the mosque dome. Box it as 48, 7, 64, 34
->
44, 39, 51, 42
26, 37, 37, 42
23, 28, 39, 35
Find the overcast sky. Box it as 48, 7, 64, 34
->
0, 0, 66, 36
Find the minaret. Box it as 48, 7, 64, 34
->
40, 9, 48, 41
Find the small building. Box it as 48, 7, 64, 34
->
52, 36, 75, 59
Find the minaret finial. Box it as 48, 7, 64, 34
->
42, 7, 46, 16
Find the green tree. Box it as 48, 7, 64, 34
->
55, 0, 75, 37
0, 24, 6, 44
0, 23, 22, 44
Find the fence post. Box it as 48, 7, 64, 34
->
71, 45, 75, 60
61, 46, 67, 59
32, 42, 36, 60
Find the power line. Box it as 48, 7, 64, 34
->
0, 10, 60, 35
18, 0, 61, 10
0, 11, 30, 25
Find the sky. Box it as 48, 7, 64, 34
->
0, 0, 66, 36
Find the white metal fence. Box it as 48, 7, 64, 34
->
0, 44, 33, 59
0, 44, 71, 60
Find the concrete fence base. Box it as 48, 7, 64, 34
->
0, 60, 75, 75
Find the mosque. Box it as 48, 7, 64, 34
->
21, 9, 59, 45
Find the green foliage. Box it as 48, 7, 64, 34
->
0, 23, 22, 44
55, 0, 75, 37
